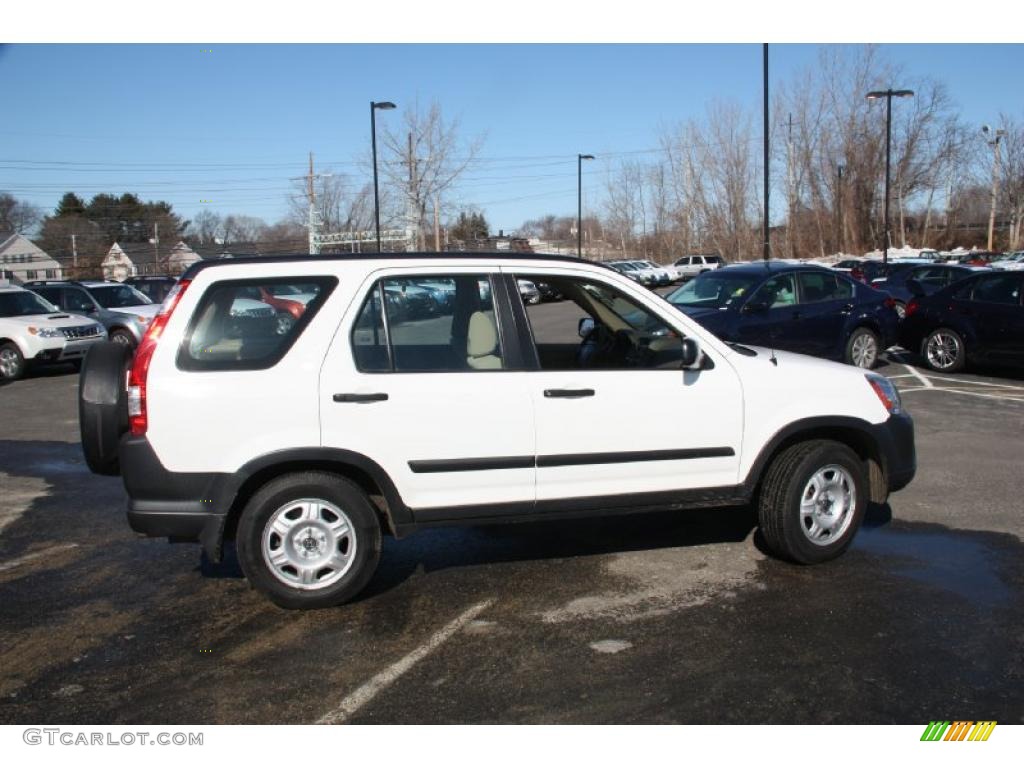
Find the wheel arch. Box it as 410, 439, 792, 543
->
744, 417, 889, 505
220, 448, 412, 547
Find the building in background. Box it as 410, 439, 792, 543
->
0, 234, 62, 283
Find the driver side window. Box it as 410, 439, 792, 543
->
516, 274, 689, 371
749, 274, 796, 308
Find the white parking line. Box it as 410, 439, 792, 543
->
315, 599, 495, 725
903, 365, 933, 388
0, 543, 79, 573
899, 386, 1024, 403
924, 374, 1024, 392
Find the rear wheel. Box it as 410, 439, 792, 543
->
923, 327, 965, 372
0, 342, 26, 381
757, 440, 867, 564
845, 327, 880, 369
109, 328, 136, 348
236, 472, 382, 610
274, 312, 295, 336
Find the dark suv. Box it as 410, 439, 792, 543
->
665, 263, 900, 368
125, 275, 178, 304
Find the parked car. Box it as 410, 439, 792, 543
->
674, 254, 724, 281
874, 263, 984, 318
0, 285, 106, 380
25, 280, 159, 348
125, 275, 178, 305
77, 252, 915, 609
517, 278, 541, 304
832, 259, 865, 272
955, 251, 1001, 267
991, 252, 1024, 271
605, 261, 655, 287
631, 260, 672, 286
899, 271, 1024, 372
534, 280, 564, 302
665, 263, 900, 369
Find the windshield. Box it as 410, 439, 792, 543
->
666, 271, 762, 309
612, 262, 638, 272
88, 284, 153, 308
0, 291, 59, 317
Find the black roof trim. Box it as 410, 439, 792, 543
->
180, 251, 616, 281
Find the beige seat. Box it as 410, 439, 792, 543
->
466, 311, 502, 370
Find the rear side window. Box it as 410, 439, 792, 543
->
969, 274, 1021, 305
178, 276, 336, 371
350, 274, 500, 372
798, 272, 853, 302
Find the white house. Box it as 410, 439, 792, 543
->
101, 240, 201, 281
0, 234, 63, 283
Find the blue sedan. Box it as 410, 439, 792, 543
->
872, 263, 983, 318
665, 263, 900, 368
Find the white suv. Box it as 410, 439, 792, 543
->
674, 254, 724, 280
78, 253, 915, 609
0, 285, 107, 380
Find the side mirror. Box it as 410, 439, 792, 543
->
743, 300, 769, 314
905, 279, 925, 297
84, 305, 98, 314
680, 338, 701, 369
578, 317, 595, 338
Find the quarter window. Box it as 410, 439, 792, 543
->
970, 274, 1021, 305
178, 277, 335, 371
798, 272, 853, 303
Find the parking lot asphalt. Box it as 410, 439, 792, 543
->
1, 350, 1023, 724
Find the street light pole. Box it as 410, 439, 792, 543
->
983, 125, 1006, 252
866, 89, 914, 265
371, 101, 396, 253
577, 154, 594, 259
835, 164, 845, 254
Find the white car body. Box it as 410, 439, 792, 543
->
82, 254, 915, 608
0, 286, 107, 377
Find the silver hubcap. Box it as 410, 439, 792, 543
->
261, 498, 356, 590
275, 314, 295, 336
926, 332, 959, 370
799, 464, 856, 546
0, 348, 19, 378
894, 302, 906, 319
850, 333, 877, 368
111, 332, 132, 346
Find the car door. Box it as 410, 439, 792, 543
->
794, 271, 852, 359
962, 273, 1024, 363
733, 272, 802, 353
509, 267, 743, 503
319, 267, 536, 517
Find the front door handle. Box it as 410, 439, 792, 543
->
544, 388, 595, 398
333, 392, 389, 403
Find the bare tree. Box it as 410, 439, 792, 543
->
286, 173, 376, 236
0, 193, 43, 235
998, 114, 1024, 250
379, 101, 485, 250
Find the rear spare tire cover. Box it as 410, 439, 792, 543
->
79, 341, 132, 476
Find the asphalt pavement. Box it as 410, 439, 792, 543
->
1, 350, 1023, 724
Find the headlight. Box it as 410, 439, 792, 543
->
27, 326, 63, 338
136, 315, 152, 324
865, 373, 902, 415
93, 324, 106, 336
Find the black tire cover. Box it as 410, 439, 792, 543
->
79, 341, 133, 476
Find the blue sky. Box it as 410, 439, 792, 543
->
2, 43, 1023, 234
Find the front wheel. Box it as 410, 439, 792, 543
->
0, 342, 26, 381
236, 472, 382, 610
923, 327, 965, 372
757, 440, 867, 564
109, 329, 136, 348
845, 327, 879, 369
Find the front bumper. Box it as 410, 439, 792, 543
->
870, 411, 916, 493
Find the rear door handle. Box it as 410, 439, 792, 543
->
544, 388, 595, 398
333, 392, 389, 403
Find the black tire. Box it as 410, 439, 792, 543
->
78, 341, 132, 476
109, 328, 136, 349
274, 311, 295, 336
757, 439, 867, 565
0, 341, 26, 381
844, 326, 880, 369
236, 472, 383, 610
922, 327, 966, 373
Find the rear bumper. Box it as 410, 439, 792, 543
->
870, 411, 916, 493
120, 435, 228, 560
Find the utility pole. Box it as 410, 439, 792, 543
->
762, 43, 770, 263
71, 233, 78, 270
433, 194, 441, 252
835, 164, 844, 255
307, 151, 320, 255
153, 222, 159, 273
983, 125, 1005, 251
787, 113, 794, 258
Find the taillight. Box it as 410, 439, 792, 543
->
883, 297, 897, 310
127, 279, 190, 436
850, 267, 865, 282
905, 298, 920, 318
